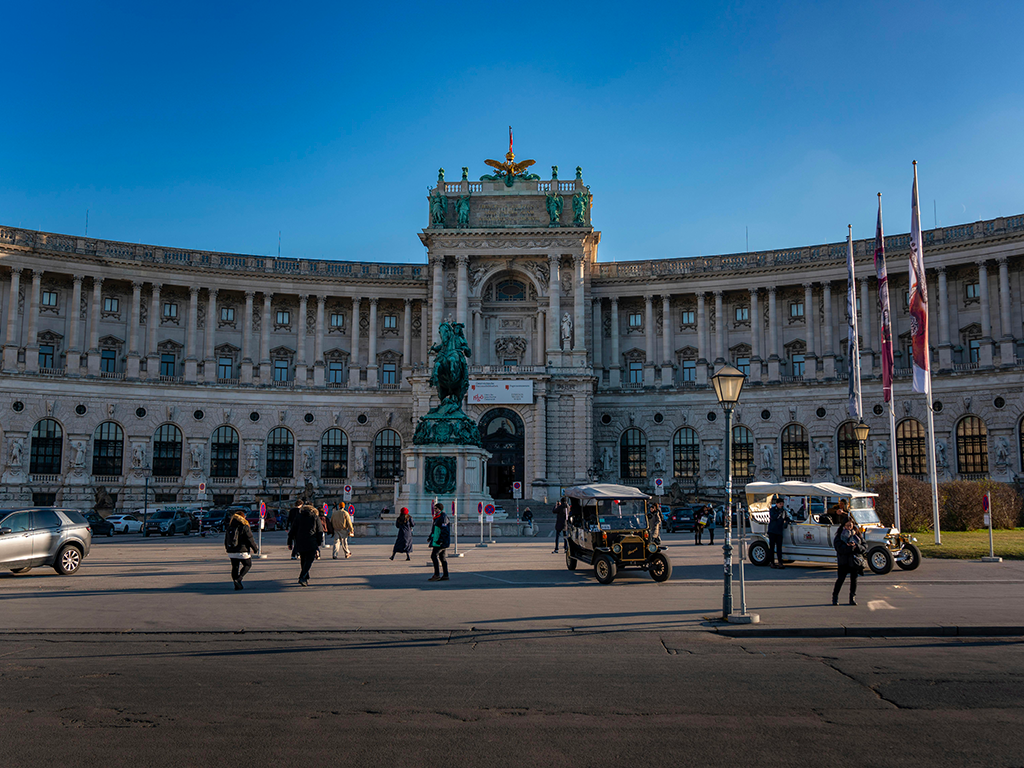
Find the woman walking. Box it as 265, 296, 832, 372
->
706, 506, 717, 545
427, 502, 450, 581
390, 506, 415, 561
225, 509, 258, 590
288, 504, 324, 587
832, 518, 863, 606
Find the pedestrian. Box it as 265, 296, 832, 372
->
695, 505, 708, 545
224, 509, 258, 591
832, 518, 863, 606
331, 503, 354, 559
552, 499, 567, 553
706, 506, 716, 545
390, 506, 414, 561
647, 503, 662, 544
287, 504, 324, 586
286, 501, 302, 559
767, 496, 786, 569
427, 502, 450, 581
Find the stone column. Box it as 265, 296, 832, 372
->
547, 254, 561, 361
295, 294, 308, 384
860, 278, 873, 375
67, 274, 83, 374
456, 255, 469, 328
643, 294, 655, 386
313, 295, 326, 386
822, 282, 836, 378
803, 282, 816, 378
240, 290, 254, 384
978, 262, 994, 367
3, 267, 22, 369
532, 391, 547, 489
147, 283, 162, 379
259, 293, 272, 377
87, 277, 103, 376
997, 257, 1015, 365
23, 270, 41, 373
609, 297, 621, 387
535, 309, 546, 365
366, 297, 379, 387
592, 298, 603, 375
573, 255, 586, 360
472, 308, 482, 365
402, 298, 413, 387
767, 286, 780, 383
713, 290, 725, 365
204, 288, 218, 379
696, 292, 708, 385
660, 294, 672, 385
126, 281, 143, 379
349, 297, 362, 387
430, 255, 444, 347
937, 267, 953, 370
749, 288, 761, 379
183, 286, 199, 382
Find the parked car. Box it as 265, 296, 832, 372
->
667, 505, 702, 533
198, 509, 230, 536
143, 509, 192, 537
563, 484, 671, 584
105, 513, 143, 534
1, 508, 92, 575
84, 511, 115, 537
245, 508, 279, 531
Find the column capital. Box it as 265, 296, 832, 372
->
768, 285, 777, 295
661, 293, 671, 303
299, 293, 309, 304
644, 294, 654, 304
996, 256, 1008, 266
9, 266, 23, 277
455, 254, 469, 267
316, 294, 326, 307
262, 291, 273, 302
93, 276, 104, 288
858, 277, 869, 287
368, 297, 379, 307
802, 281, 814, 291
820, 280, 832, 291
592, 296, 602, 306
190, 285, 200, 298
609, 296, 618, 307
208, 288, 219, 299
150, 282, 162, 294
937, 265, 946, 275
713, 289, 723, 298
428, 253, 444, 268
351, 296, 361, 307
29, 268, 42, 280
572, 253, 583, 266
749, 287, 759, 297
132, 281, 143, 291
548, 252, 560, 265
404, 297, 412, 307
244, 290, 255, 301
72, 273, 83, 285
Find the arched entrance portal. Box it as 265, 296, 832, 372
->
479, 408, 525, 499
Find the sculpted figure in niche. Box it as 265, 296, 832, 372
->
935, 440, 948, 470
653, 446, 666, 474
814, 441, 830, 473
873, 440, 889, 470
429, 192, 448, 226
190, 443, 204, 471
995, 437, 1010, 468
72, 441, 86, 469
545, 193, 563, 226
601, 446, 613, 472
455, 195, 471, 228
560, 312, 573, 348
572, 190, 590, 224
248, 444, 260, 472
131, 443, 146, 470
302, 447, 316, 474
706, 444, 720, 473
7, 438, 23, 468
760, 443, 775, 472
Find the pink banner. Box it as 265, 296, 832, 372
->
909, 163, 930, 393
874, 197, 894, 403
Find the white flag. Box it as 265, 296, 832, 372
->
846, 227, 862, 420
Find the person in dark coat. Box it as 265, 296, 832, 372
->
225, 510, 258, 590
286, 502, 302, 559
427, 503, 450, 581
390, 506, 415, 561
287, 504, 324, 586
767, 496, 787, 569
706, 506, 717, 545
832, 518, 863, 605
552, 499, 568, 554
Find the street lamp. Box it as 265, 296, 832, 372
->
854, 420, 870, 492
711, 364, 758, 624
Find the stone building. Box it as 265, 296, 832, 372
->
1, 154, 1022, 511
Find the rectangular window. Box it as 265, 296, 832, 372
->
160, 354, 176, 377
736, 357, 750, 376
502, 358, 518, 367
903, 290, 910, 309
218, 357, 233, 379
274, 360, 289, 381
965, 281, 980, 300
628, 312, 643, 328
328, 361, 344, 383
276, 310, 290, 325
680, 310, 695, 325
163, 302, 177, 318
41, 291, 58, 307
101, 349, 117, 373
103, 297, 119, 313
969, 339, 980, 364
682, 360, 696, 382
735, 307, 749, 322
383, 314, 398, 330
382, 363, 397, 384
628, 361, 643, 384
856, 297, 862, 312
38, 344, 54, 369
220, 307, 234, 322
792, 354, 805, 377
330, 313, 344, 328
790, 301, 804, 318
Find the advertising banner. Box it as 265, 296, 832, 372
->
468, 380, 533, 405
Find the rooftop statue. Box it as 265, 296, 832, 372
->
480, 126, 541, 187
413, 321, 482, 446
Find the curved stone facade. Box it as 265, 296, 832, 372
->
1, 168, 1022, 511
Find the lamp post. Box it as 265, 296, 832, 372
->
854, 421, 870, 492
711, 364, 758, 624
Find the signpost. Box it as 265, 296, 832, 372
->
485, 503, 496, 544
982, 492, 1002, 562
476, 502, 486, 548
257, 501, 268, 558
513, 481, 522, 522
343, 485, 352, 503
451, 499, 463, 557
654, 478, 664, 496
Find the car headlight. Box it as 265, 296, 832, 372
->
648, 543, 658, 553
612, 543, 621, 554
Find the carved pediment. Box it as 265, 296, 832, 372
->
99, 335, 125, 348
215, 343, 240, 356
675, 346, 698, 358
270, 346, 295, 358
377, 349, 402, 365
623, 347, 646, 364
324, 348, 350, 362
37, 330, 64, 344
157, 339, 183, 352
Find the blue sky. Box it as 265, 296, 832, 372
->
3, 1, 1022, 263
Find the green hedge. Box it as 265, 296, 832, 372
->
869, 476, 1024, 532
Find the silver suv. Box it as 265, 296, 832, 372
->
0, 508, 93, 575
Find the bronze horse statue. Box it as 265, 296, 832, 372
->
429, 322, 472, 413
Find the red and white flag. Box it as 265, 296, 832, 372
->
874, 195, 894, 403
909, 162, 930, 393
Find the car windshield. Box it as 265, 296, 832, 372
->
850, 497, 881, 525
594, 499, 647, 530
152, 511, 174, 520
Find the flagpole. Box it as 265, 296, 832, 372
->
888, 399, 901, 531
875, 193, 901, 531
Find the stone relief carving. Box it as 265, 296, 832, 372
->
494, 336, 527, 358
705, 444, 720, 474
873, 440, 889, 470
995, 437, 1010, 469
445, 272, 457, 298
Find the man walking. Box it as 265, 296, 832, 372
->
288, 504, 324, 586
767, 496, 786, 569
331, 503, 354, 559
427, 502, 450, 581
552, 499, 567, 554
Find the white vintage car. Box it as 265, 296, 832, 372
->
744, 481, 921, 575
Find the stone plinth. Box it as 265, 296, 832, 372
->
394, 444, 495, 521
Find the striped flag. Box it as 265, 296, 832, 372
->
846, 226, 863, 420
874, 195, 894, 403
909, 162, 930, 393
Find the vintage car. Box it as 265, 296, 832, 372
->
563, 484, 671, 584
743, 481, 921, 574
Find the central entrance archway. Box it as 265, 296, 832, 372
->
479, 408, 525, 499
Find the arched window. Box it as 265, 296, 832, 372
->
896, 419, 927, 477
619, 428, 647, 480
321, 429, 348, 479
374, 429, 401, 482
210, 426, 239, 478
29, 419, 63, 475
732, 425, 754, 479
152, 424, 183, 477
781, 424, 809, 479
836, 422, 860, 480
672, 427, 699, 478
266, 427, 294, 478
956, 416, 988, 477
92, 422, 124, 476
495, 279, 526, 302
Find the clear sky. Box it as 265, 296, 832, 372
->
4, 1, 1022, 263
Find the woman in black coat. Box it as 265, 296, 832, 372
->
390, 506, 415, 561
832, 518, 863, 606
287, 504, 324, 587
225, 510, 259, 590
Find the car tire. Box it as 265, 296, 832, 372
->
867, 546, 894, 575
54, 544, 82, 575
594, 555, 617, 584
122, 526, 130, 534
565, 548, 577, 571
107, 529, 113, 537
183, 527, 190, 537
649, 553, 672, 582
10, 566, 32, 574
144, 531, 150, 537
895, 543, 921, 571
748, 540, 770, 566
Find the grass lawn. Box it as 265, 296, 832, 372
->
911, 528, 1024, 560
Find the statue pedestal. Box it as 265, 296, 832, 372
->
395, 444, 495, 521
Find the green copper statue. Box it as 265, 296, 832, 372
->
413, 321, 482, 446
572, 190, 590, 225
546, 192, 563, 227
455, 195, 471, 228
429, 192, 448, 227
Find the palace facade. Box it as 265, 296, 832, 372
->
1, 160, 1022, 511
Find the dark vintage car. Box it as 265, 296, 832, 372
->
84, 511, 115, 537
563, 484, 672, 584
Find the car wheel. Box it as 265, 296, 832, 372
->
183, 527, 190, 537
122, 526, 130, 534
649, 553, 672, 582
54, 545, 82, 575
107, 529, 113, 537
565, 548, 577, 571
895, 543, 921, 571
594, 555, 617, 584
144, 530, 150, 537
10, 566, 32, 574
748, 540, 770, 566
867, 546, 894, 575
167, 528, 173, 537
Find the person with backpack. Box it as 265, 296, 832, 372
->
427, 502, 450, 581
288, 504, 324, 587
224, 510, 258, 590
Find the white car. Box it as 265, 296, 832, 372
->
106, 513, 143, 534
